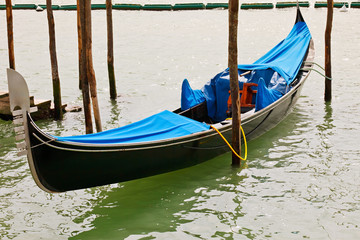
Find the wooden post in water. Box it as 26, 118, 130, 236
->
5, 0, 15, 70
86, 0, 102, 132
324, 0, 333, 102
228, 0, 241, 166
106, 0, 117, 99
46, 0, 63, 120
77, 0, 83, 90
81, 0, 102, 132
79, 0, 93, 134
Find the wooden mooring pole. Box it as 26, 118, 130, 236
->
5, 0, 15, 70
324, 0, 333, 102
229, 0, 241, 166
46, 0, 63, 120
85, 0, 102, 132
77, 0, 83, 90
79, 0, 102, 133
79, 0, 93, 134
106, 0, 117, 99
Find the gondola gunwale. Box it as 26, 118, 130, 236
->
28, 114, 227, 151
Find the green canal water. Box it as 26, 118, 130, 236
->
1, 7, 360, 240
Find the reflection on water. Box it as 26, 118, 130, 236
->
1, 7, 360, 240
108, 99, 121, 126
316, 102, 334, 151
70, 154, 242, 239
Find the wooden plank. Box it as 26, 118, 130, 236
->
0, 92, 9, 98
34, 99, 51, 108
30, 96, 35, 106
0, 91, 71, 121
0, 94, 11, 116
31, 99, 52, 120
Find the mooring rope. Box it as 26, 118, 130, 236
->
300, 67, 332, 80
304, 61, 326, 71
301, 61, 332, 80
210, 125, 247, 161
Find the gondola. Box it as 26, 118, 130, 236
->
8, 9, 314, 192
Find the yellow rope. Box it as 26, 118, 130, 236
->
210, 124, 247, 161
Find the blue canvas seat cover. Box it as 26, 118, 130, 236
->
55, 110, 210, 144
237, 21, 312, 85
180, 21, 311, 121
181, 79, 206, 111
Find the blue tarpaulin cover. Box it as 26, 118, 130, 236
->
181, 21, 311, 122
255, 78, 284, 112
237, 21, 311, 85
55, 110, 210, 144
181, 79, 206, 111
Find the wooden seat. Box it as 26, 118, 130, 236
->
227, 82, 258, 114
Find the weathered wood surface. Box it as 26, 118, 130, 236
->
107, 0, 117, 99
77, 0, 83, 90
47, 0, 63, 120
79, 0, 93, 134
0, 94, 50, 120
0, 91, 81, 120
228, 0, 241, 166
84, 0, 102, 132
325, 0, 333, 102
0, 92, 13, 117
6, 0, 15, 70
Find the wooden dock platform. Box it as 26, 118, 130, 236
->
0, 91, 81, 121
